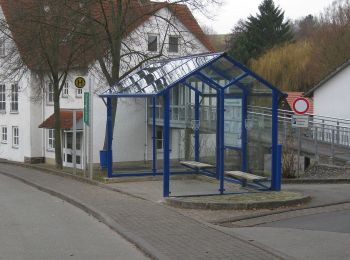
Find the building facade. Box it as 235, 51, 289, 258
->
0, 3, 213, 168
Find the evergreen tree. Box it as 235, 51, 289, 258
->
229, 0, 293, 64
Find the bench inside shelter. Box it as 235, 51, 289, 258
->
225, 171, 267, 186
180, 161, 214, 169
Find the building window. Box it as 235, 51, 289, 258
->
47, 82, 54, 104
62, 82, 69, 98
12, 126, 19, 147
1, 126, 7, 143
10, 83, 18, 113
0, 84, 6, 112
47, 129, 55, 150
76, 87, 83, 98
0, 37, 5, 57
156, 128, 163, 150
168, 36, 179, 53
148, 34, 158, 52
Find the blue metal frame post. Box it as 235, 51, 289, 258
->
194, 92, 200, 162
107, 97, 113, 178
271, 91, 281, 191
219, 89, 225, 194
163, 92, 170, 197
275, 144, 282, 191
215, 90, 220, 180
241, 90, 248, 171
152, 96, 157, 175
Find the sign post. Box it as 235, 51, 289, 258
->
84, 92, 90, 126
75, 77, 88, 176
291, 97, 310, 177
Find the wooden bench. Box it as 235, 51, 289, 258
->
225, 171, 267, 186
180, 161, 214, 169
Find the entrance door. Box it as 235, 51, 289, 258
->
63, 131, 83, 169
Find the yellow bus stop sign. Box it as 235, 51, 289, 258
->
75, 77, 86, 89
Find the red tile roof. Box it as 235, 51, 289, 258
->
0, 1, 214, 70
286, 92, 314, 114
39, 110, 83, 129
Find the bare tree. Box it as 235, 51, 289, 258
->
0, 0, 220, 167
65, 0, 220, 150
0, 0, 94, 168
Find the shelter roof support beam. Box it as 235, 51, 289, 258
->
223, 73, 249, 90
182, 82, 202, 94
223, 53, 284, 96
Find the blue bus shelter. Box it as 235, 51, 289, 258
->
100, 52, 286, 197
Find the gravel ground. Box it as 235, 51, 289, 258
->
302, 164, 350, 179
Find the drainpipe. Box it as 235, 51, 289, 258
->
41, 80, 45, 160
145, 98, 148, 162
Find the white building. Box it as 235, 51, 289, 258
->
0, 2, 213, 169
306, 60, 350, 120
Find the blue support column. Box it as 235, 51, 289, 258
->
241, 91, 248, 172
215, 91, 220, 180
107, 97, 113, 178
274, 144, 282, 191
271, 90, 281, 191
194, 92, 200, 162
152, 96, 157, 176
219, 90, 225, 194
163, 92, 170, 197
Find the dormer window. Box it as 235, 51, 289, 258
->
0, 37, 5, 57
148, 34, 158, 52
168, 36, 179, 53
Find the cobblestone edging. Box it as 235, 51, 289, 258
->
283, 178, 350, 184
166, 193, 311, 210
0, 163, 286, 260
220, 202, 350, 227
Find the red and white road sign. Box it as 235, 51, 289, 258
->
292, 97, 309, 115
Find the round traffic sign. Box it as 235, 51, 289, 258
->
74, 77, 86, 89
292, 97, 309, 115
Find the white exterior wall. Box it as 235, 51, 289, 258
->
92, 7, 210, 164
313, 65, 350, 120
0, 6, 210, 165
0, 73, 33, 162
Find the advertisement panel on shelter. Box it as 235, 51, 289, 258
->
224, 98, 242, 148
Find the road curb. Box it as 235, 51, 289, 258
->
0, 169, 168, 260
212, 200, 350, 225
2, 160, 350, 227
166, 194, 311, 210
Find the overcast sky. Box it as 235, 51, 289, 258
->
195, 0, 336, 34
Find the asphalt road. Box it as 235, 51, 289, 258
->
0, 174, 148, 260
226, 209, 350, 260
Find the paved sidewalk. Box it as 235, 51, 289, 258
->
0, 163, 287, 260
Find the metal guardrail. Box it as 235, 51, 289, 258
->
150, 104, 350, 150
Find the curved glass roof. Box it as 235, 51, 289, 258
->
100, 52, 285, 97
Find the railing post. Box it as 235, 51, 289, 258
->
337, 121, 340, 145
314, 126, 319, 163
297, 127, 301, 178
322, 120, 325, 141
331, 128, 335, 165
241, 90, 248, 172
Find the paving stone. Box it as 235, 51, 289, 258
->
0, 163, 284, 260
